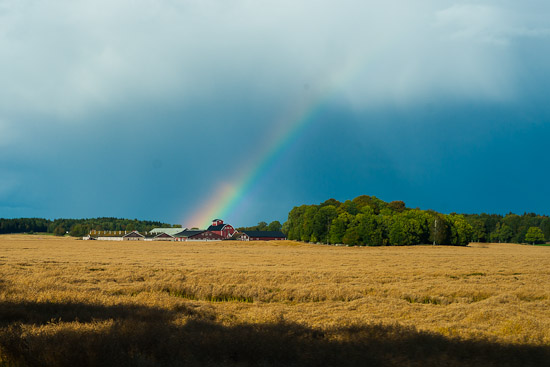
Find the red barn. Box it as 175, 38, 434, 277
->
207, 219, 236, 239
173, 230, 224, 241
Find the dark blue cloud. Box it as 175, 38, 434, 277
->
1, 1, 550, 226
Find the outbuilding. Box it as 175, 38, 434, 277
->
173, 229, 224, 241
122, 231, 145, 241
93, 230, 125, 241
238, 231, 287, 241
151, 232, 175, 241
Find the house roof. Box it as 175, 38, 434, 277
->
150, 227, 186, 236
241, 231, 286, 238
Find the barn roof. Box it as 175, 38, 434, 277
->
91, 230, 137, 237
241, 231, 286, 238
173, 230, 206, 238
123, 231, 145, 238
207, 224, 232, 231
154, 232, 174, 238
150, 228, 186, 236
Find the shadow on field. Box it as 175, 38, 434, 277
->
0, 299, 206, 325
1, 300, 549, 367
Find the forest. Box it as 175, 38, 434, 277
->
0, 217, 177, 237
282, 195, 549, 246
236, 221, 283, 232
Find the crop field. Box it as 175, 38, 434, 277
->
1, 234, 550, 366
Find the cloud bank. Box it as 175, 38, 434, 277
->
1, 1, 549, 222
1, 1, 548, 123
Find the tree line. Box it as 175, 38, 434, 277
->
3, 198, 548, 245
0, 217, 177, 237
463, 212, 549, 245
236, 221, 283, 232
281, 195, 548, 246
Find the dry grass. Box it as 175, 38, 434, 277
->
1, 234, 550, 366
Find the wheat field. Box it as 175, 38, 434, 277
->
1, 234, 550, 366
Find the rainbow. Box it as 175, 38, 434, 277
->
183, 56, 367, 228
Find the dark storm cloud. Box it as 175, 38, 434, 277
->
1, 1, 549, 222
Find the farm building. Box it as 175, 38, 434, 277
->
147, 232, 174, 241
123, 231, 145, 241
88, 230, 177, 241
86, 219, 238, 242
90, 230, 145, 241
173, 229, 224, 241
207, 219, 236, 239
237, 231, 287, 241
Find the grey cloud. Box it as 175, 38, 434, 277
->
1, 0, 549, 222
435, 3, 550, 45
0, 0, 549, 141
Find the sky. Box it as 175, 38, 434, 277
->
1, 0, 550, 228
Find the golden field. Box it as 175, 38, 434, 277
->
1, 234, 550, 366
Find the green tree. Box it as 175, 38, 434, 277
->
525, 227, 545, 245
489, 223, 501, 243
388, 211, 427, 246
387, 200, 406, 213
53, 225, 66, 236
256, 221, 268, 231
499, 224, 513, 243
312, 205, 338, 244
339, 200, 358, 215
69, 224, 87, 237
354, 210, 386, 246
320, 198, 341, 208
329, 213, 354, 244
429, 213, 450, 245
301, 206, 318, 242
342, 226, 360, 245
468, 218, 487, 243
286, 205, 308, 240
267, 221, 282, 231
352, 195, 386, 215
447, 214, 473, 246
541, 217, 550, 243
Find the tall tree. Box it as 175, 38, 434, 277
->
312, 205, 338, 244
329, 213, 354, 244
525, 227, 545, 245
429, 213, 449, 245
499, 224, 514, 243
355, 212, 385, 246
447, 214, 473, 246
69, 224, 87, 237
267, 221, 282, 231
53, 225, 66, 236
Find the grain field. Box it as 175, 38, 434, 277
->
1, 234, 549, 366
